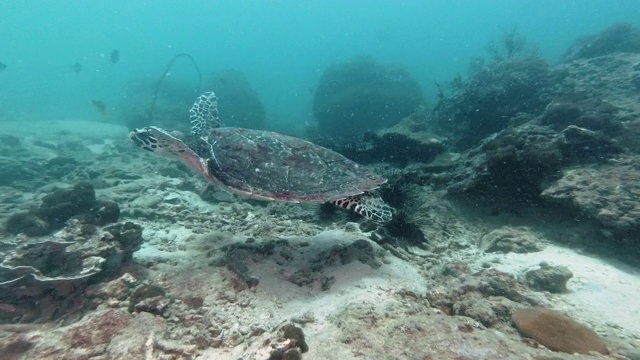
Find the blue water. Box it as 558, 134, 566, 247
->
1, 0, 639, 131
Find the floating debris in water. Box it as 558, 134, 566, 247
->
110, 49, 120, 64
73, 62, 82, 73
91, 99, 107, 114
0, 62, 6, 72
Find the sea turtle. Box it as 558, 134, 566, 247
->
129, 91, 393, 223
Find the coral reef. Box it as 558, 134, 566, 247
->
446, 124, 563, 199
5, 22, 640, 359
511, 308, 609, 355
557, 125, 623, 162
539, 98, 623, 135
370, 114, 445, 166
0, 219, 142, 322
548, 53, 640, 133
313, 57, 424, 140
329, 298, 560, 359
431, 32, 551, 149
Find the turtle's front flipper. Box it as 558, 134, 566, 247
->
190, 91, 220, 136
332, 194, 394, 224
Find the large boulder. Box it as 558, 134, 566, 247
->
119, 77, 198, 133
313, 57, 424, 140
206, 69, 266, 129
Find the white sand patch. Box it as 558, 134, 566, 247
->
493, 245, 640, 336
247, 231, 426, 356
197, 230, 428, 360
253, 253, 426, 319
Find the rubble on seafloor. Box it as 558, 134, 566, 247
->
2, 24, 640, 360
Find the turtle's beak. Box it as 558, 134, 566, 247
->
128, 129, 143, 146
128, 128, 157, 152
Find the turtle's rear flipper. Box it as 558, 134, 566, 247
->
332, 194, 394, 224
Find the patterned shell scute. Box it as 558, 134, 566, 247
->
205, 127, 385, 202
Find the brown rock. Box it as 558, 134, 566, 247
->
511, 308, 609, 355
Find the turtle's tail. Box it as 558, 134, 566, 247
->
332, 194, 394, 224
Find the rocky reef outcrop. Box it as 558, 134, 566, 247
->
320, 112, 446, 167
541, 158, 640, 240
431, 34, 551, 150
379, 27, 640, 257
0, 219, 142, 322
562, 22, 640, 62
0, 182, 142, 323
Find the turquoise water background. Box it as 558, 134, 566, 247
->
1, 0, 639, 129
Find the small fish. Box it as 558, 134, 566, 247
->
73, 62, 82, 73
91, 99, 107, 115
110, 49, 120, 64
0, 62, 6, 72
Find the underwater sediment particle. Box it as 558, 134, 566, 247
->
511, 308, 609, 355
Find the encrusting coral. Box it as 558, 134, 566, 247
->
511, 308, 609, 355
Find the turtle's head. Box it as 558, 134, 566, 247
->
129, 127, 211, 178
128, 127, 190, 158
129, 127, 161, 153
